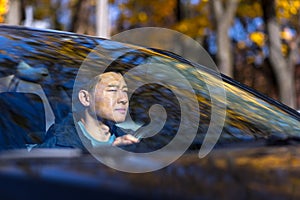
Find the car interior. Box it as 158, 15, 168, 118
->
0, 61, 56, 150
0, 92, 45, 149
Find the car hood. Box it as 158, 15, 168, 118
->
0, 145, 300, 200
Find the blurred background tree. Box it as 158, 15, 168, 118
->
0, 0, 7, 23
1, 0, 300, 109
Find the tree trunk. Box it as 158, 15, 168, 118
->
175, 0, 183, 22
6, 0, 21, 25
262, 0, 296, 108
69, 0, 83, 32
50, 0, 63, 30
211, 0, 238, 77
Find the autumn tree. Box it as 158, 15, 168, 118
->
112, 0, 177, 34
69, 0, 96, 35
262, 0, 297, 108
209, 0, 238, 77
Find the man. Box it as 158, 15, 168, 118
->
39, 71, 139, 149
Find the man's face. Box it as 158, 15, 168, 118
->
92, 72, 128, 123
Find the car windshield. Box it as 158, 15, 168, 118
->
0, 26, 299, 152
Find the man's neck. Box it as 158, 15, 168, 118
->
80, 112, 111, 142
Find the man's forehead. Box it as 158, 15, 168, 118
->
98, 72, 126, 86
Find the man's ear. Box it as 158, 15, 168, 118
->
78, 90, 91, 107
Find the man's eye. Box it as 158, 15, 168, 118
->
107, 89, 117, 92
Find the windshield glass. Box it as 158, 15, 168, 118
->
105, 52, 300, 147
0, 26, 299, 152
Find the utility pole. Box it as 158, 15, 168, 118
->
6, 0, 21, 25
96, 0, 110, 38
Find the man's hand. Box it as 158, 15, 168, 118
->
112, 134, 139, 146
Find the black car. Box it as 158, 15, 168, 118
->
0, 25, 299, 200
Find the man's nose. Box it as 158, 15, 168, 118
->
117, 91, 128, 104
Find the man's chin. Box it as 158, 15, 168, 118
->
113, 118, 126, 123
104, 117, 125, 124
112, 112, 127, 123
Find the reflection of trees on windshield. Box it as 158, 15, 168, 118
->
224, 82, 300, 137
111, 49, 300, 146
198, 69, 300, 143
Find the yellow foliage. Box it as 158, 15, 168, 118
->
290, 6, 297, 15
276, 0, 300, 19
281, 29, 293, 41
178, 23, 188, 32
138, 12, 148, 22
281, 44, 288, 56
249, 32, 265, 47
116, 0, 210, 39
237, 2, 262, 18
0, 0, 7, 23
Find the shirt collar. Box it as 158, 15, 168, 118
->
77, 121, 115, 147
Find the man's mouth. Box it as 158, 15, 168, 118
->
115, 108, 127, 114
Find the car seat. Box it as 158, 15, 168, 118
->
0, 92, 46, 150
